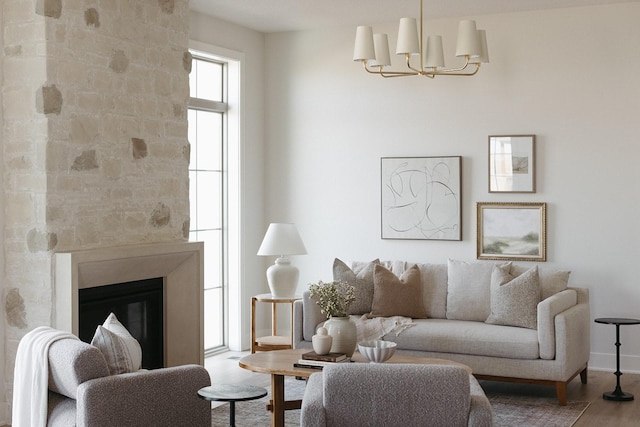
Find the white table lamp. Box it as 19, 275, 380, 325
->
257, 223, 307, 298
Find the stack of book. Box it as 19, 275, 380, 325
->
293, 351, 351, 370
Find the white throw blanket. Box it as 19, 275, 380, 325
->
350, 315, 416, 343
12, 326, 78, 427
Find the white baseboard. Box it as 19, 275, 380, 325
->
589, 352, 640, 374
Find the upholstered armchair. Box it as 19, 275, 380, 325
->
46, 336, 211, 426
300, 363, 492, 427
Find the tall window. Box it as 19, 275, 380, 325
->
188, 53, 228, 352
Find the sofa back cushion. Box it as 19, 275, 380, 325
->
48, 338, 110, 399
511, 265, 570, 300
446, 259, 511, 321
322, 363, 471, 427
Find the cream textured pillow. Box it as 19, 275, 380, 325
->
369, 264, 427, 318
486, 265, 540, 329
333, 258, 379, 315
446, 259, 511, 321
91, 313, 142, 375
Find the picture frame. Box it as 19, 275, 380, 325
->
488, 135, 536, 193
477, 202, 546, 261
381, 156, 461, 240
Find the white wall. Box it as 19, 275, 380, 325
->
190, 12, 268, 350
263, 3, 640, 371
0, 2, 6, 421
0, 1, 9, 425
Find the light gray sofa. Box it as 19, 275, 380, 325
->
293, 259, 591, 405
301, 363, 492, 427
46, 336, 211, 426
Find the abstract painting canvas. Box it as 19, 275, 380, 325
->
381, 156, 461, 240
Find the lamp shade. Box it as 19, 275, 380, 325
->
353, 26, 375, 61
257, 223, 307, 256
469, 30, 490, 64
396, 17, 419, 55
424, 35, 445, 68
370, 33, 391, 67
455, 20, 481, 58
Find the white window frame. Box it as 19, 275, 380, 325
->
189, 40, 244, 352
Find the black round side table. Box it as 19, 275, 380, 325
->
198, 383, 267, 426
594, 317, 640, 401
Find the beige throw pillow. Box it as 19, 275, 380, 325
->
486, 265, 540, 329
369, 264, 427, 319
333, 258, 379, 315
91, 312, 142, 375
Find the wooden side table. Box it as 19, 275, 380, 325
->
594, 317, 640, 401
251, 293, 301, 353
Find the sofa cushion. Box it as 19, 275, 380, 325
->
370, 264, 427, 318
511, 265, 570, 300
48, 338, 110, 399
446, 259, 510, 321
91, 313, 142, 374
333, 258, 379, 315
386, 318, 540, 359
486, 265, 540, 329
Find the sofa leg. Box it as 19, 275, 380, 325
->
555, 382, 567, 406
580, 367, 588, 384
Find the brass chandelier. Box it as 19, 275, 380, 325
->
353, 0, 489, 78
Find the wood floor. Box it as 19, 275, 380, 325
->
206, 351, 640, 426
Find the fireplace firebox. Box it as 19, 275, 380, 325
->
78, 278, 164, 369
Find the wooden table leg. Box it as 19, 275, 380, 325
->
270, 374, 285, 427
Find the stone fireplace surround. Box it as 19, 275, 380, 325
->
54, 241, 204, 366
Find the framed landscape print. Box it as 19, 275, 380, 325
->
488, 135, 536, 193
477, 202, 546, 261
381, 156, 461, 240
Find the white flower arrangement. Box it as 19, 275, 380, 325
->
308, 280, 355, 318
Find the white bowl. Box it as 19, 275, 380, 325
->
358, 340, 397, 363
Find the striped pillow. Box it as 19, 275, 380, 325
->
91, 313, 142, 375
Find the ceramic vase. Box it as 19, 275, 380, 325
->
324, 316, 357, 357
312, 327, 333, 355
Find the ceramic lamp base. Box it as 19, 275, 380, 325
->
266, 257, 299, 298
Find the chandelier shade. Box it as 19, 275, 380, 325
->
353, 0, 489, 79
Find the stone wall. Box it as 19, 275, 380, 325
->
1, 0, 190, 420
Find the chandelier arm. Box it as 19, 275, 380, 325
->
405, 54, 422, 74
362, 61, 419, 77
428, 63, 481, 77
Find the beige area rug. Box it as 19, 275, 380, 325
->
211, 377, 590, 427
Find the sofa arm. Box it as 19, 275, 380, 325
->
294, 291, 328, 347
77, 364, 211, 427
555, 292, 591, 377
300, 372, 327, 427
537, 289, 577, 359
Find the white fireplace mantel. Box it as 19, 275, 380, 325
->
54, 241, 205, 366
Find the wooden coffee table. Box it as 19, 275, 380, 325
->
238, 348, 472, 427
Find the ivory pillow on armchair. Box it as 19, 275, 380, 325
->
91, 312, 142, 375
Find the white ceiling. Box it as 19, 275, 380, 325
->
189, 0, 636, 33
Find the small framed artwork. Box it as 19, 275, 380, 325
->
488, 135, 536, 193
477, 202, 546, 261
381, 156, 461, 241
